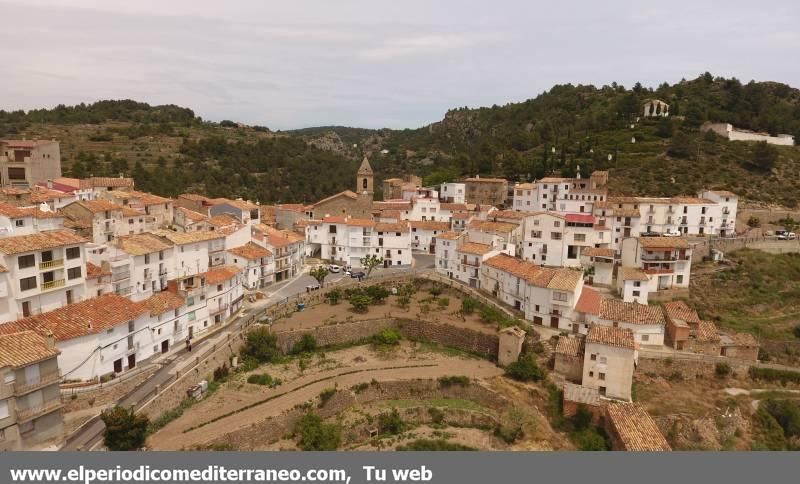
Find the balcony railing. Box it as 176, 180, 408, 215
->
16, 399, 63, 422
115, 286, 132, 296
39, 259, 63, 270
210, 304, 229, 316
41, 279, 65, 291
112, 271, 130, 282
14, 371, 61, 395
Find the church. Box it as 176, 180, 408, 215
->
309, 156, 375, 219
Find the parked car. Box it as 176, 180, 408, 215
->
350, 271, 366, 279
328, 264, 341, 273
305, 283, 321, 292
663, 230, 682, 237
640, 231, 660, 237
778, 232, 797, 240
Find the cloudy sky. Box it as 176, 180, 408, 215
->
1, 0, 798, 129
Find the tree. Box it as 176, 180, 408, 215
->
378, 408, 406, 435
655, 117, 673, 138
294, 413, 341, 451
241, 327, 279, 363
360, 254, 383, 279
349, 294, 372, 313
365, 284, 390, 303
101, 406, 149, 451
505, 355, 545, 382
751, 141, 778, 171
309, 265, 329, 288
667, 131, 693, 159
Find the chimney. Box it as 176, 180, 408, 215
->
45, 330, 55, 349
47, 179, 53, 189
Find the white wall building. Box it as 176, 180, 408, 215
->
439, 183, 465, 204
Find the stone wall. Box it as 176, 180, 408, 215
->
395, 319, 499, 359
208, 379, 511, 450
554, 354, 583, 383
62, 366, 159, 413
636, 356, 750, 380
275, 319, 395, 353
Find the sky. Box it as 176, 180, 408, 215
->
1, 0, 798, 130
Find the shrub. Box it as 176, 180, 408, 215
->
461, 297, 478, 315
241, 327, 280, 363
101, 406, 150, 451
247, 373, 275, 386
505, 355, 545, 382
397, 295, 410, 309
749, 367, 800, 384
715, 362, 732, 378
372, 328, 401, 346
351, 382, 370, 393
429, 284, 444, 297
428, 407, 445, 424
213, 364, 230, 381
366, 285, 390, 303
397, 439, 476, 451
572, 404, 593, 431
571, 428, 609, 451
294, 413, 341, 451
378, 408, 406, 435
479, 305, 507, 325
494, 420, 524, 444
318, 388, 336, 408
349, 294, 372, 313
398, 283, 417, 297
747, 216, 761, 228
438, 376, 470, 387
438, 297, 450, 308
291, 334, 317, 354
762, 399, 800, 438
326, 289, 342, 305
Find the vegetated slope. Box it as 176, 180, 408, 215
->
3, 73, 800, 205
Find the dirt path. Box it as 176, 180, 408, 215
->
149, 356, 502, 450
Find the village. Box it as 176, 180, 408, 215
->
0, 117, 797, 452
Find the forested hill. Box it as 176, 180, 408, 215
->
2, 73, 800, 206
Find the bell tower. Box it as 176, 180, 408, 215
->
357, 155, 374, 199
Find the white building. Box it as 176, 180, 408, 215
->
702, 122, 794, 146
111, 233, 176, 302
0, 203, 64, 237
201, 266, 245, 326
583, 325, 636, 401
410, 220, 450, 253
619, 237, 692, 301
439, 183, 465, 204
374, 222, 412, 268
698, 190, 738, 237
227, 242, 274, 290
0, 230, 88, 323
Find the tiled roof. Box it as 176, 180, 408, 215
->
410, 220, 450, 231
203, 265, 241, 284
707, 190, 737, 198
547, 270, 583, 291
70, 199, 124, 213
467, 219, 518, 233
555, 336, 585, 357
142, 291, 185, 316
83, 177, 134, 189
563, 383, 602, 406
129, 190, 171, 205
0, 229, 87, 254
264, 228, 304, 248
151, 230, 223, 245
0, 203, 61, 219
587, 325, 635, 350
695, 321, 720, 342
583, 247, 615, 258
465, 177, 507, 183
620, 267, 650, 281
663, 300, 701, 323
221, 199, 259, 210
121, 207, 143, 218
638, 237, 689, 249
375, 222, 409, 233
86, 262, 110, 279
452, 212, 473, 220
314, 190, 358, 206
177, 207, 208, 222
490, 210, 528, 220
29, 187, 73, 203
208, 214, 240, 227
436, 231, 461, 240
180, 193, 211, 202
229, 242, 272, 260
483, 254, 581, 290
605, 402, 671, 451
458, 242, 494, 256
669, 196, 714, 205
116, 233, 173, 256
575, 287, 603, 315
373, 201, 412, 210
346, 218, 376, 228
0, 331, 59, 368
1, 139, 57, 148
2, 294, 147, 342
565, 214, 595, 224
440, 203, 469, 211
600, 299, 666, 326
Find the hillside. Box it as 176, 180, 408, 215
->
2, 73, 800, 206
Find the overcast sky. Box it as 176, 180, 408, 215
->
1, 0, 798, 130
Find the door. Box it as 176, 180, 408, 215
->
572, 324, 579, 334
24, 364, 40, 386
127, 354, 136, 370
113, 359, 123, 373
161, 340, 169, 354
550, 317, 559, 328
188, 326, 194, 339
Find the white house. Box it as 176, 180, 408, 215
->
439, 183, 465, 204
374, 222, 412, 268
583, 325, 636, 401
619, 237, 692, 301
410, 220, 451, 253
227, 242, 274, 290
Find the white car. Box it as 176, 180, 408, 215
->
328, 264, 341, 273
663, 230, 681, 237
778, 232, 796, 240
305, 283, 321, 291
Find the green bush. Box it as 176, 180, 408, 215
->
505, 355, 545, 382
762, 399, 800, 438
378, 408, 406, 435
428, 407, 445, 424
318, 388, 336, 408
247, 373, 277, 386
461, 297, 478, 315
366, 285, 390, 303
749, 367, 800, 384
241, 327, 280, 363
572, 404, 593, 431
715, 362, 732, 378
294, 413, 341, 451
351, 382, 370, 393
438, 376, 470, 387
494, 420, 524, 444
429, 284, 444, 297
397, 295, 411, 309
213, 364, 230, 382
571, 428, 609, 451
101, 406, 150, 451
326, 288, 342, 305
291, 334, 317, 354
438, 297, 450, 308
372, 328, 401, 346
397, 439, 476, 451
349, 294, 372, 313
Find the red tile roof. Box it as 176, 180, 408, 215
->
587, 325, 635, 350
565, 213, 595, 224
575, 287, 602, 315
86, 262, 110, 279
142, 291, 185, 316
203, 265, 241, 284
229, 242, 272, 260
605, 402, 671, 451
0, 331, 60, 368
0, 229, 87, 254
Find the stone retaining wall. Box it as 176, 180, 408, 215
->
637, 356, 750, 380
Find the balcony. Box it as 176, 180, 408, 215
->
115, 286, 132, 296
112, 270, 130, 282
39, 259, 63, 270
41, 279, 65, 291
0, 383, 13, 399
641, 254, 678, 262
210, 304, 229, 316
14, 371, 61, 395
16, 398, 63, 422
461, 259, 479, 267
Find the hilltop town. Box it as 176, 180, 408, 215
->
0, 95, 799, 453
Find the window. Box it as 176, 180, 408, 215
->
67, 267, 82, 280
550, 232, 562, 240
574, 233, 586, 242
676, 275, 684, 284
18, 254, 35, 269
641, 334, 650, 342
0, 400, 8, 419
553, 292, 568, 302
530, 230, 542, 239
14, 219, 23, 227
589, 371, 594, 377
554, 221, 561, 228
66, 247, 80, 259
599, 372, 606, 381
21, 301, 31, 317
535, 305, 540, 312
632, 290, 640, 297
217, 284, 223, 291
590, 354, 597, 361
19, 276, 36, 291
128, 321, 135, 332
599, 386, 606, 396
188, 311, 196, 321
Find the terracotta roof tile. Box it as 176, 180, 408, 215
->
436, 231, 461, 240
229, 242, 272, 260
620, 267, 650, 281
314, 190, 358, 207
575, 287, 602, 315
69, 199, 124, 213
203, 265, 242, 284
555, 336, 585, 357
142, 291, 185, 316
458, 242, 494, 256
151, 229, 223, 245
663, 300, 701, 323
0, 331, 60, 368
605, 402, 671, 451
115, 233, 173, 256
695, 321, 720, 342
467, 219, 518, 233
86, 262, 110, 279
0, 229, 86, 254
547, 270, 583, 291
177, 207, 209, 222
583, 247, 615, 258
375, 222, 409, 233
587, 325, 635, 350
410, 220, 450, 231
0, 203, 62, 219
638, 237, 689, 249
600, 300, 666, 326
